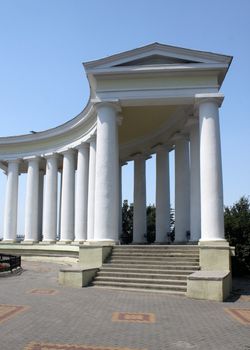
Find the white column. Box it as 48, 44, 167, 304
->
3, 160, 20, 242
58, 169, 63, 238
87, 135, 96, 240
155, 146, 170, 243
42, 154, 58, 242
174, 135, 190, 242
119, 162, 124, 237
94, 103, 119, 241
133, 154, 147, 243
189, 120, 201, 241
60, 149, 75, 243
37, 169, 44, 241
196, 93, 225, 241
24, 156, 40, 242
74, 143, 89, 242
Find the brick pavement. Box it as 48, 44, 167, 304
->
0, 260, 249, 350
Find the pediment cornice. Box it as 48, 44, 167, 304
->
83, 42, 232, 71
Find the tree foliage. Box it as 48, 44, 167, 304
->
224, 196, 250, 275
146, 204, 156, 243
121, 200, 133, 244
121, 200, 175, 244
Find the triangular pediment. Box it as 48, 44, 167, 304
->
114, 54, 200, 67
84, 42, 232, 71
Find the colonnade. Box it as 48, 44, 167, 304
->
1, 94, 226, 244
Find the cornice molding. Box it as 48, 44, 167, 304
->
84, 42, 232, 70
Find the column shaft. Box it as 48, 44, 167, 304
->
189, 122, 201, 241
133, 155, 147, 243
119, 163, 123, 236
60, 149, 75, 242
24, 157, 40, 242
175, 137, 190, 242
42, 155, 58, 242
155, 148, 170, 242
75, 144, 89, 242
3, 160, 20, 242
197, 95, 225, 241
37, 170, 44, 241
87, 137, 96, 240
94, 104, 119, 241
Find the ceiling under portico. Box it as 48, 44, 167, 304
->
119, 105, 177, 144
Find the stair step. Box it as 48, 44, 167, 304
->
111, 253, 199, 258
91, 280, 187, 291
94, 276, 187, 285
112, 251, 198, 256
103, 263, 199, 270
90, 245, 200, 295
113, 245, 198, 248
97, 272, 188, 280
110, 254, 199, 261
100, 267, 196, 275
91, 285, 186, 295
113, 247, 198, 251
107, 259, 199, 266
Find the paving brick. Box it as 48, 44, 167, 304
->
0, 260, 249, 350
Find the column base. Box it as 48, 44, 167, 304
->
198, 240, 234, 271
72, 240, 86, 245
199, 239, 228, 246
57, 240, 72, 245
85, 240, 116, 246
1, 239, 17, 244
186, 239, 234, 301
21, 240, 39, 244
39, 240, 56, 245
153, 241, 170, 245
132, 241, 148, 245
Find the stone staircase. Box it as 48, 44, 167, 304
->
91, 245, 200, 295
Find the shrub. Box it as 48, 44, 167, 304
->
224, 196, 250, 276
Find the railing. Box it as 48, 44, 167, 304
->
0, 254, 21, 273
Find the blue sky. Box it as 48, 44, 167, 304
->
0, 0, 250, 234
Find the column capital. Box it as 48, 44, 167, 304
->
130, 152, 149, 161
44, 152, 60, 160
117, 113, 123, 126
172, 132, 189, 143
87, 133, 96, 144
151, 142, 170, 153
23, 155, 41, 162
195, 93, 224, 108
120, 160, 128, 166
92, 99, 122, 113
75, 142, 89, 151
60, 148, 76, 156
184, 116, 199, 130
5, 158, 22, 164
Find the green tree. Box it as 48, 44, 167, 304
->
121, 200, 133, 244
146, 204, 156, 243
121, 200, 175, 244
224, 196, 250, 275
